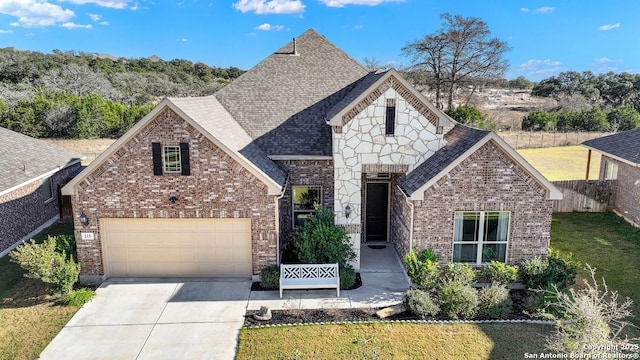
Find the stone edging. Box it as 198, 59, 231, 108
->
244, 318, 557, 329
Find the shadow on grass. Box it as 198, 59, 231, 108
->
478, 323, 554, 359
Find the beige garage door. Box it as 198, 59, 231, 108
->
100, 218, 252, 278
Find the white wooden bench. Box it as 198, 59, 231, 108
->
279, 263, 340, 298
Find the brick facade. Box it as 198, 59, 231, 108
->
408, 141, 553, 264
276, 159, 334, 245
0, 164, 80, 253
601, 155, 640, 226
71, 107, 278, 278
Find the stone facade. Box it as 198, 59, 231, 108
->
408, 141, 553, 264
333, 86, 444, 267
71, 107, 278, 278
0, 164, 79, 254
276, 159, 334, 245
601, 155, 640, 226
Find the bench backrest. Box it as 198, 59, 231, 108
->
281, 263, 339, 280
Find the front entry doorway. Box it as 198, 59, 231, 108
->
365, 182, 389, 242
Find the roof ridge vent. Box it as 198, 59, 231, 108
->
290, 38, 299, 56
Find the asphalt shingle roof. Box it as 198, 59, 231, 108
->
214, 29, 369, 156
582, 128, 640, 165
167, 96, 287, 186
399, 124, 490, 195
325, 71, 387, 121
0, 126, 84, 193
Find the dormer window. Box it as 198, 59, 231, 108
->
385, 98, 396, 135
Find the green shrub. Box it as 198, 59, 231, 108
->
481, 261, 519, 285
404, 289, 440, 319
339, 265, 356, 290
403, 250, 440, 291
260, 264, 280, 290
54, 234, 76, 261
63, 288, 96, 306
438, 280, 479, 320
292, 206, 356, 266
477, 283, 512, 319
10, 236, 80, 295
441, 263, 476, 286
519, 250, 580, 291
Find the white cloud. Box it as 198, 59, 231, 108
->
519, 59, 562, 77
61, 22, 92, 29
521, 6, 554, 14
88, 13, 101, 21
0, 0, 75, 27
255, 23, 284, 31
0, 29, 14, 33
354, 24, 363, 30
233, 0, 305, 14
319, 0, 404, 7
594, 57, 616, 64
62, 0, 131, 9
598, 23, 620, 31
177, 37, 188, 42
99, 21, 109, 25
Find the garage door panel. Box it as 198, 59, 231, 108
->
101, 218, 252, 278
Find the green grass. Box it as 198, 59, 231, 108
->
550, 212, 640, 337
236, 323, 552, 360
0, 221, 81, 360
517, 145, 601, 181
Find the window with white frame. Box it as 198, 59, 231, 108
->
292, 185, 322, 228
453, 211, 510, 264
604, 160, 618, 180
163, 146, 181, 173
42, 176, 54, 203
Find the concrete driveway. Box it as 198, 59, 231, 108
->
40, 279, 251, 360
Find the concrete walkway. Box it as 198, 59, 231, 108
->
40, 244, 409, 360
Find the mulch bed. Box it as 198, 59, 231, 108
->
250, 273, 363, 291
243, 288, 534, 328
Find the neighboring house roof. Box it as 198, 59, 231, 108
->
214, 29, 369, 156
327, 69, 454, 129
0, 126, 84, 196
399, 124, 563, 200
582, 128, 640, 166
62, 98, 286, 196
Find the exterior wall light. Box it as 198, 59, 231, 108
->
79, 212, 89, 226
169, 195, 178, 203
345, 204, 351, 218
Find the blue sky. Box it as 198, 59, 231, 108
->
0, 0, 638, 81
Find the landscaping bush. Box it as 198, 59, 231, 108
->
10, 236, 80, 295
63, 288, 96, 306
53, 234, 76, 261
477, 283, 512, 319
438, 280, 478, 320
403, 249, 440, 291
260, 264, 280, 290
441, 263, 476, 286
291, 206, 356, 266
404, 289, 440, 319
339, 265, 356, 290
519, 250, 579, 291
480, 261, 519, 285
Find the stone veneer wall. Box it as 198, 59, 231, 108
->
333, 88, 444, 267
0, 164, 80, 253
276, 159, 334, 245
72, 107, 277, 278
412, 141, 553, 264
601, 155, 640, 226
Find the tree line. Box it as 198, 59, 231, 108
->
0, 48, 244, 138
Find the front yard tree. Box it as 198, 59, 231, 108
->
403, 13, 510, 110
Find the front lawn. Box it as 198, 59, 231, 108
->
0, 221, 80, 360
236, 322, 552, 360
551, 212, 640, 336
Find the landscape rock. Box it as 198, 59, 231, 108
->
253, 306, 272, 321
376, 304, 406, 319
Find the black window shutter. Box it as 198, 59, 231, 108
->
180, 142, 190, 176
385, 105, 396, 135
152, 142, 162, 175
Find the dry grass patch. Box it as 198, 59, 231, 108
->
517, 146, 601, 181
236, 322, 552, 360
42, 138, 116, 164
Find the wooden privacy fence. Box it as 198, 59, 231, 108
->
551, 180, 615, 213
